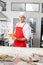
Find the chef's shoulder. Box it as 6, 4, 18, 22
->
24, 23, 31, 29
16, 22, 19, 27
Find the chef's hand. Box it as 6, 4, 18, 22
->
12, 37, 17, 40
14, 38, 27, 42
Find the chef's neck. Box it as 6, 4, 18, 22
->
20, 21, 25, 23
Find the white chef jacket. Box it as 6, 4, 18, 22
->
14, 22, 31, 41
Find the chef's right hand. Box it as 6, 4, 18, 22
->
12, 37, 17, 40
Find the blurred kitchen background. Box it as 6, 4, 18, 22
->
0, 0, 43, 48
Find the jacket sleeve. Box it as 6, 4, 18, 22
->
23, 23, 31, 41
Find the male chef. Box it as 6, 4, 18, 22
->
13, 12, 31, 47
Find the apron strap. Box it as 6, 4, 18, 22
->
23, 23, 26, 28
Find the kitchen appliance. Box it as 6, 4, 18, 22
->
40, 18, 43, 47
0, 34, 9, 46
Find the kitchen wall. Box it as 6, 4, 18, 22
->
1, 0, 43, 47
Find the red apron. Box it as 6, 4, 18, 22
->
13, 23, 26, 47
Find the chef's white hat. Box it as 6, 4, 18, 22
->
19, 12, 26, 18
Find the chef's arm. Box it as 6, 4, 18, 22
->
16, 38, 27, 42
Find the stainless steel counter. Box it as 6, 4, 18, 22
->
0, 61, 14, 65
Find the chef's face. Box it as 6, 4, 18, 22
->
19, 16, 26, 23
